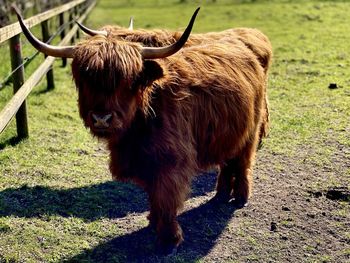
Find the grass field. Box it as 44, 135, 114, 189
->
0, 0, 349, 262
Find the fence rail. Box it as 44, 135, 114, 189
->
0, 0, 86, 43
0, 0, 96, 139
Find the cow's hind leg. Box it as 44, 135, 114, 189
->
215, 159, 236, 203
232, 138, 259, 208
216, 139, 258, 208
258, 96, 270, 146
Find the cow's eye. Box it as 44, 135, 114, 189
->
130, 79, 140, 91
115, 110, 123, 118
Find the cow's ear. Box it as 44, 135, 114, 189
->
142, 60, 164, 86
132, 60, 164, 91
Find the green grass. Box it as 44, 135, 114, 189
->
0, 0, 349, 262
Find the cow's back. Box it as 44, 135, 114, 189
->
155, 41, 266, 168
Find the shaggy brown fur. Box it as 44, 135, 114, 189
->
71, 29, 272, 252
102, 26, 272, 71
96, 25, 272, 141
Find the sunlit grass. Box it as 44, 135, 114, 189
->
0, 0, 349, 262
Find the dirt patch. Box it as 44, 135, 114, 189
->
62, 141, 349, 262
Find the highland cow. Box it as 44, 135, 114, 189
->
77, 22, 272, 142
15, 7, 272, 254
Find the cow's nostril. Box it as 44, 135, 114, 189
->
91, 113, 113, 128
102, 114, 112, 124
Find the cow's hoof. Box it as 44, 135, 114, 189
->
212, 192, 232, 203
232, 196, 248, 209
156, 243, 178, 256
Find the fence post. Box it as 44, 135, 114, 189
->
69, 9, 75, 44
9, 34, 28, 139
58, 13, 67, 67
41, 19, 55, 90
74, 6, 80, 39
82, 2, 87, 15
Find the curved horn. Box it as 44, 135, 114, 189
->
141, 7, 200, 59
128, 17, 134, 30
12, 4, 74, 58
75, 21, 108, 36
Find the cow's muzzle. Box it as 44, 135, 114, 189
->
91, 112, 113, 129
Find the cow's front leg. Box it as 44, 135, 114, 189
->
147, 170, 191, 255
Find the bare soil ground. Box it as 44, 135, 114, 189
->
65, 140, 350, 263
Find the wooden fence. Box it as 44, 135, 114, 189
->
0, 0, 97, 140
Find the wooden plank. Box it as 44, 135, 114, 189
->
0, 0, 86, 44
0, 56, 55, 134
0, 0, 96, 134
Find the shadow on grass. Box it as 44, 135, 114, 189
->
0, 171, 229, 261
0, 172, 217, 221
0, 136, 23, 150
63, 199, 237, 263
0, 181, 147, 220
